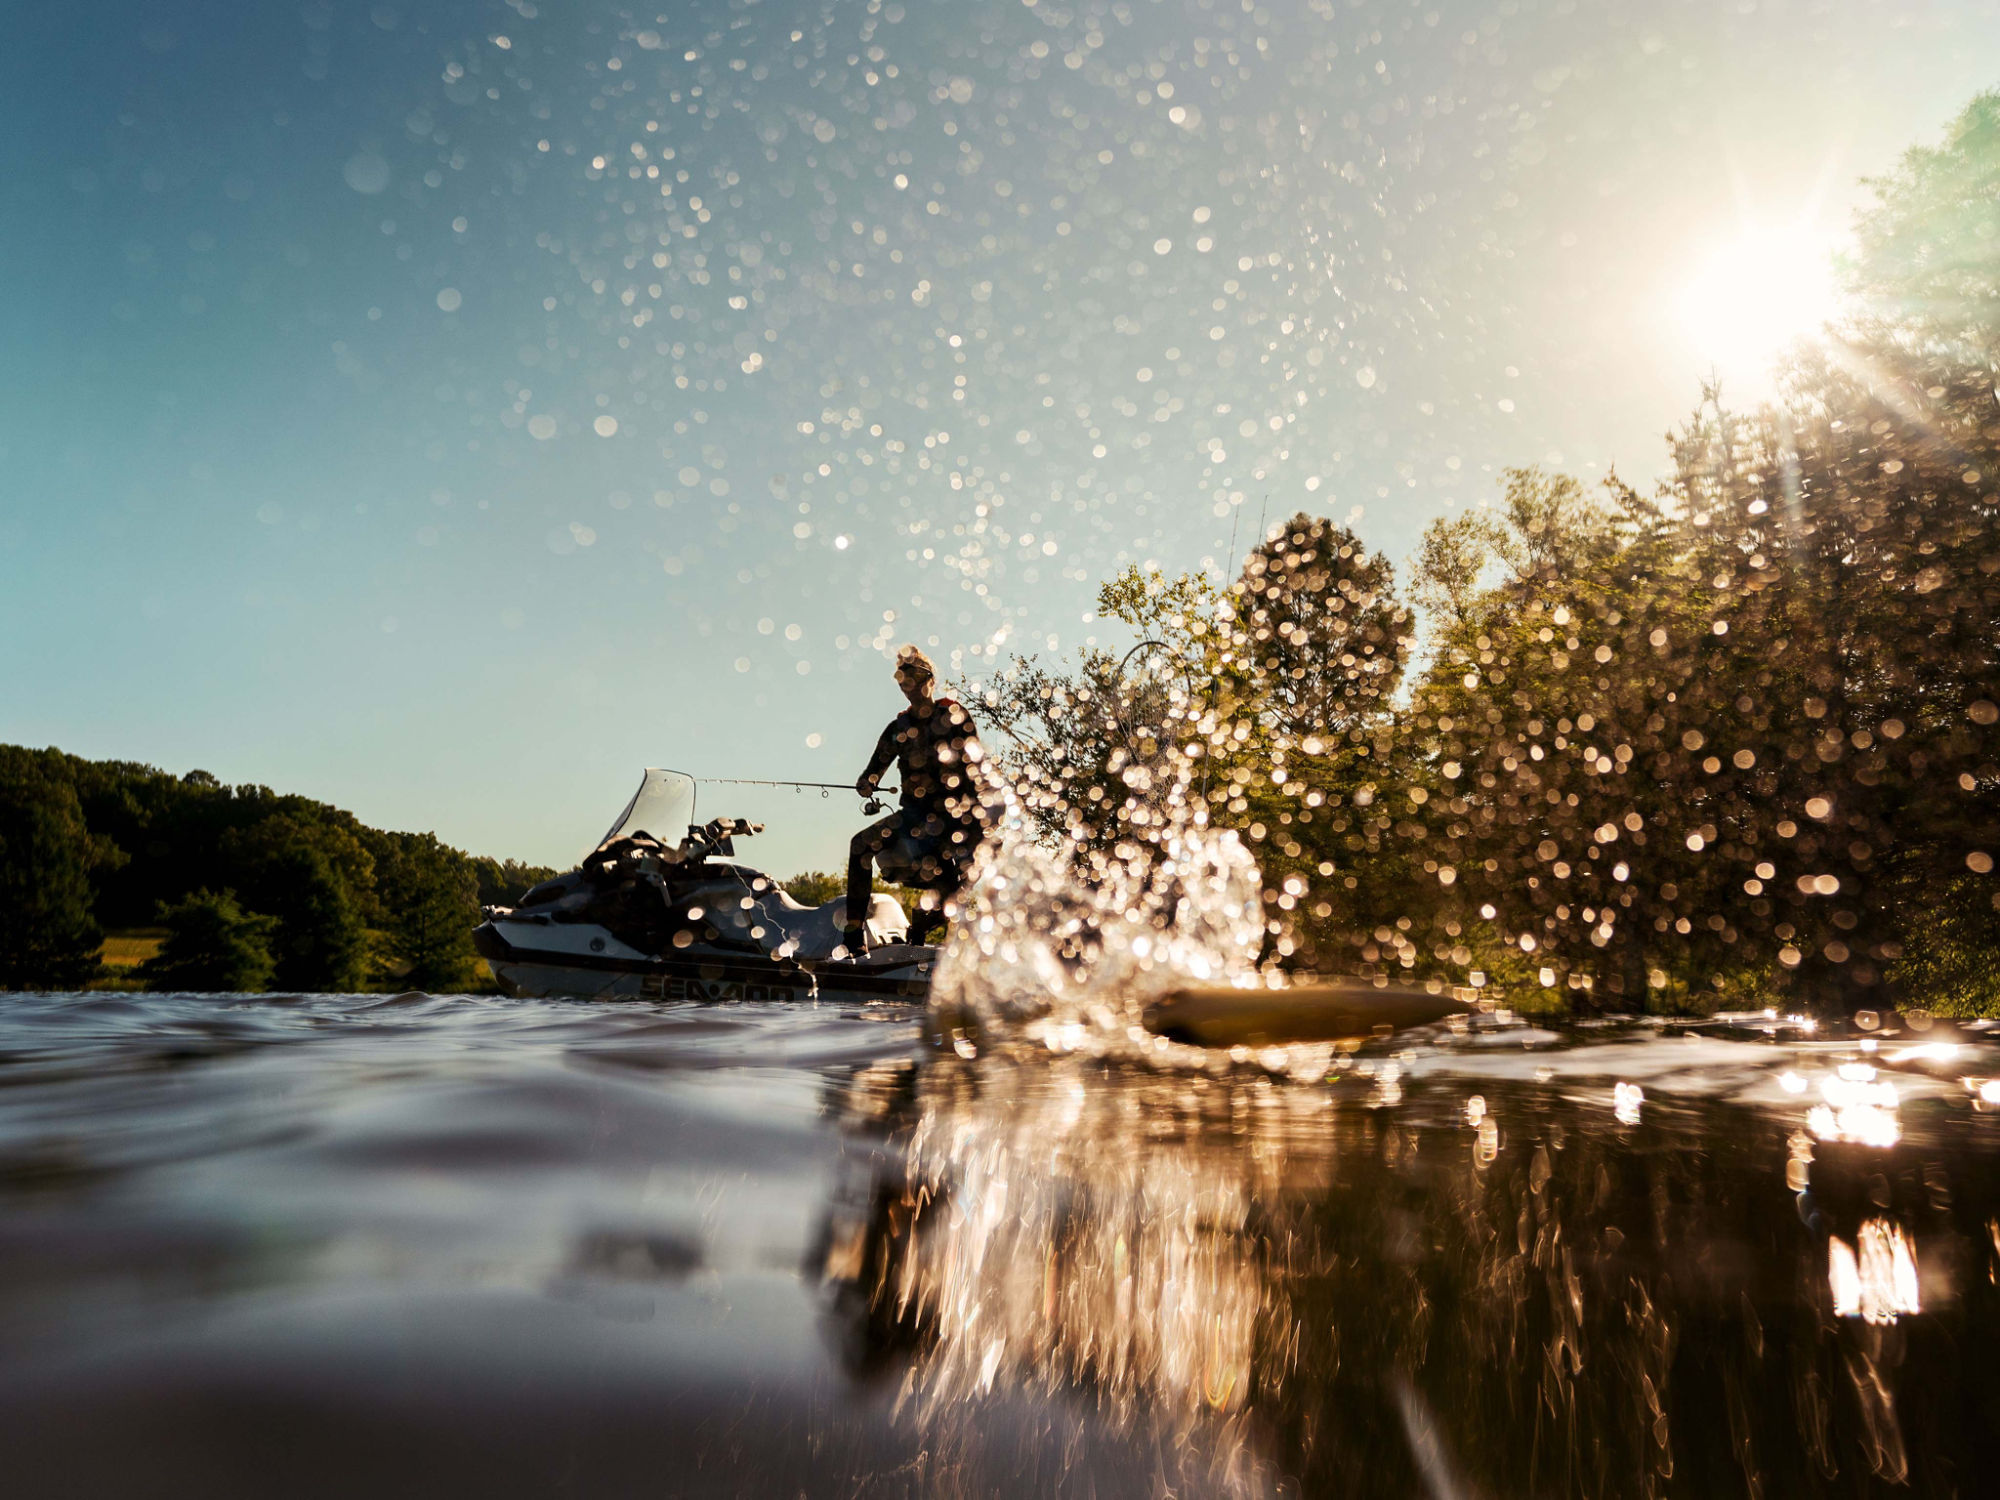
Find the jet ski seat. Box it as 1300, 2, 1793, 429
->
781, 894, 909, 960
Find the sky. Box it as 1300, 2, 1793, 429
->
4, 0, 1997, 876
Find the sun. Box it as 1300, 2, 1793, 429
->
1675, 224, 1839, 390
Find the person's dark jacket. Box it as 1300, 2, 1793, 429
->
859, 697, 982, 824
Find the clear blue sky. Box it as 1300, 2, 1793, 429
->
4, 0, 1996, 875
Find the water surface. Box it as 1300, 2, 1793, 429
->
3, 992, 1998, 1497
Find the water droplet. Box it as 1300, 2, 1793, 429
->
342, 152, 390, 194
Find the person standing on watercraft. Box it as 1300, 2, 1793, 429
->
843, 646, 986, 955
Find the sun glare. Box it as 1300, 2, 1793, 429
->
1675, 224, 1839, 389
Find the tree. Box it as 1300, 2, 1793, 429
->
138, 890, 277, 993
784, 870, 845, 907
972, 565, 1227, 851
979, 519, 1411, 849
1389, 347, 2000, 1014
782, 869, 920, 920
469, 856, 559, 910
971, 519, 1419, 966
1845, 89, 2000, 367
0, 748, 119, 991
1493, 466, 1626, 578
1366, 90, 2000, 1016
226, 815, 372, 992
1233, 513, 1410, 742
1410, 511, 1509, 630
4, 744, 575, 996
69, 760, 373, 931
375, 832, 480, 991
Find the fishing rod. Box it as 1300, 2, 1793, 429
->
702, 777, 858, 791
700, 776, 900, 812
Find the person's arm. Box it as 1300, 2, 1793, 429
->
856, 719, 898, 795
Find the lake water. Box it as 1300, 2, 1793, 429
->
3, 991, 1999, 1498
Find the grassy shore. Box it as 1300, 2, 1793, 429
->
87, 928, 508, 995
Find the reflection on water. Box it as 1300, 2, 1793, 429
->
817, 1033, 2000, 1497
1829, 1220, 1921, 1326
1811, 1063, 1906, 1148
4, 993, 2000, 1496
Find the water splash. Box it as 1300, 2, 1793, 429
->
1829, 1217, 1922, 1325
931, 757, 1268, 1060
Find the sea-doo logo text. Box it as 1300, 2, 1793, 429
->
646, 976, 808, 1003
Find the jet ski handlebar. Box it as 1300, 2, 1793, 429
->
591, 816, 764, 874
676, 816, 762, 863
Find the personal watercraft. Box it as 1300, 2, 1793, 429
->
474, 769, 1478, 1039
474, 769, 932, 1003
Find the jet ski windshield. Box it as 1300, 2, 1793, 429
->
594, 768, 697, 858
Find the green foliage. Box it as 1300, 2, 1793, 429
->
1881, 874, 2000, 1017
0, 748, 121, 991
67, 759, 372, 931
972, 518, 1408, 871
783, 870, 846, 907
973, 98, 2000, 1014
1298, 334, 1996, 1013
1845, 89, 2000, 366
0, 748, 550, 995
470, 856, 560, 910
225, 814, 372, 992
783, 869, 922, 920
376, 832, 481, 992
1409, 511, 1509, 630
138, 889, 277, 993
1235, 513, 1409, 740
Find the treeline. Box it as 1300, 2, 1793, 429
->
978, 92, 2000, 1016
0, 747, 556, 993
782, 869, 924, 919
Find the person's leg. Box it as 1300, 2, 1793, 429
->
843, 813, 900, 954
907, 824, 973, 948
842, 829, 875, 952
907, 896, 943, 947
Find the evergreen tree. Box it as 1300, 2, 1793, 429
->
225, 815, 373, 992
376, 832, 480, 991
0, 748, 119, 991
139, 890, 277, 993
260, 845, 371, 992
